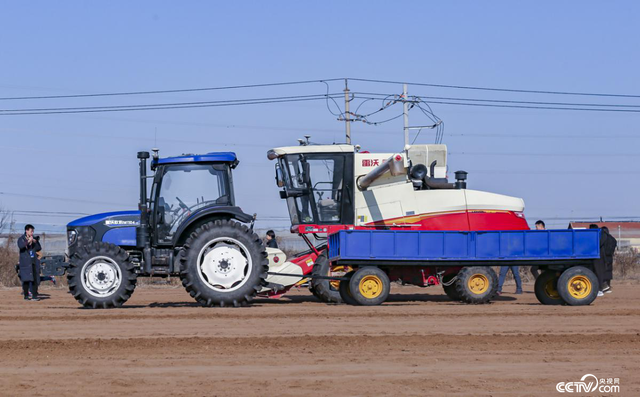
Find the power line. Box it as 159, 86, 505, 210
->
352, 92, 640, 113
4, 77, 639, 102
0, 94, 344, 116
450, 151, 640, 158
348, 78, 640, 99
0, 78, 344, 101
355, 91, 640, 109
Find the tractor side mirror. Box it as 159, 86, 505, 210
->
275, 164, 285, 188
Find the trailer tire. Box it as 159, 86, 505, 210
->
339, 271, 360, 306
442, 274, 462, 301
67, 242, 137, 309
179, 220, 268, 307
557, 266, 598, 306
349, 267, 390, 306
534, 270, 564, 305
455, 266, 498, 304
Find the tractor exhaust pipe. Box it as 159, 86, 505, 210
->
357, 154, 405, 190
136, 151, 151, 249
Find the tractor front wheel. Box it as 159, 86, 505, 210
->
179, 220, 268, 307
67, 242, 137, 309
454, 266, 498, 304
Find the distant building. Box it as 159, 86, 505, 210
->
568, 221, 640, 250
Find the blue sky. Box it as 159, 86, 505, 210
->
1, 1, 639, 233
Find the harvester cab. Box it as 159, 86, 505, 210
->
50, 150, 268, 309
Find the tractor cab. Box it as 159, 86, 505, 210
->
148, 152, 241, 246
268, 145, 355, 229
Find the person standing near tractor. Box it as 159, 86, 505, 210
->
496, 264, 523, 295
589, 224, 609, 297
530, 220, 546, 280
601, 226, 617, 294
266, 230, 278, 249
17, 224, 42, 301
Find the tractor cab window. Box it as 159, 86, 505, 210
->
155, 163, 231, 243
280, 154, 348, 224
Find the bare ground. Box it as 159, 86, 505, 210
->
0, 282, 638, 396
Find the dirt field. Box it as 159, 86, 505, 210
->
1, 282, 639, 397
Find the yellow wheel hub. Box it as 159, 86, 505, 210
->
359, 275, 383, 299
545, 278, 560, 299
567, 275, 592, 299
330, 266, 351, 290
468, 274, 489, 295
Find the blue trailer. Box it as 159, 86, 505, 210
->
327, 229, 602, 306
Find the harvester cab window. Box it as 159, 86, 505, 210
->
282, 154, 346, 224
155, 163, 231, 243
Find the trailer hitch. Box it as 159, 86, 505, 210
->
266, 271, 349, 282
41, 255, 69, 277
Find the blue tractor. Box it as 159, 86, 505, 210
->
48, 149, 268, 308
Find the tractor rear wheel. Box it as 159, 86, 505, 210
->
348, 267, 391, 306
309, 252, 347, 304
179, 219, 268, 307
534, 270, 564, 305
67, 242, 137, 309
454, 266, 498, 304
338, 271, 360, 306
557, 266, 598, 306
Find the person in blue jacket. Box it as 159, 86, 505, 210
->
17, 224, 42, 301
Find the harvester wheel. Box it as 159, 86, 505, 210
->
454, 266, 498, 304
556, 266, 598, 306
309, 252, 346, 304
442, 274, 462, 301
348, 267, 390, 306
179, 219, 268, 307
534, 270, 564, 305
67, 242, 137, 309
338, 270, 360, 306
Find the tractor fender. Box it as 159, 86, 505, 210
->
173, 206, 254, 246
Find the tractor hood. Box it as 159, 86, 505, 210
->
68, 211, 141, 228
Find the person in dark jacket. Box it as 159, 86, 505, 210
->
601, 226, 617, 293
530, 220, 546, 279
589, 224, 607, 297
17, 224, 42, 301
266, 230, 278, 249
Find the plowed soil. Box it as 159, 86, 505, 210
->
1, 282, 639, 396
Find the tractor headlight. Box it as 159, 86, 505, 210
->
67, 229, 77, 246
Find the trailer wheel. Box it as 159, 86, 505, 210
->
557, 266, 598, 306
67, 242, 137, 309
179, 220, 268, 307
455, 266, 498, 304
534, 270, 563, 305
348, 267, 390, 306
338, 271, 360, 305
309, 252, 342, 303
442, 274, 462, 301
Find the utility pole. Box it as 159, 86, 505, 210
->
403, 84, 409, 147
344, 79, 351, 144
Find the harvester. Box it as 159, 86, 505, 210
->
263, 141, 531, 304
